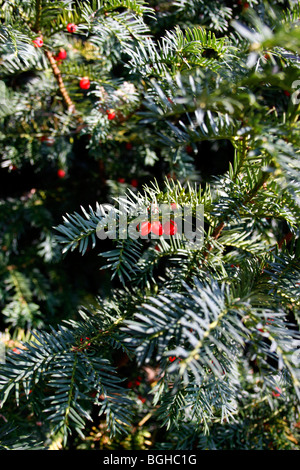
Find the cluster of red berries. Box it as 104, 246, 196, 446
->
32, 24, 121, 122
257, 317, 275, 333
138, 203, 178, 236
169, 356, 182, 363
33, 22, 76, 48
139, 219, 178, 236
127, 377, 147, 402
80, 336, 91, 346
65, 24, 92, 93
71, 336, 92, 352
117, 177, 138, 187
127, 376, 142, 388
32, 22, 77, 49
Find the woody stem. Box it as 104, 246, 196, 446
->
45, 50, 76, 113
33, 0, 42, 33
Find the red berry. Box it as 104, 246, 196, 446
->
41, 136, 55, 146
79, 77, 90, 90
33, 37, 43, 48
169, 356, 176, 362
185, 145, 193, 154
138, 395, 146, 403
57, 169, 66, 179
118, 177, 125, 183
46, 138, 55, 146
163, 220, 177, 236
139, 221, 151, 236
107, 109, 116, 120
284, 90, 290, 97
131, 179, 138, 188
272, 387, 281, 397
243, 2, 250, 9
67, 23, 77, 33
170, 203, 177, 210
151, 221, 164, 236
55, 49, 67, 61
125, 142, 133, 150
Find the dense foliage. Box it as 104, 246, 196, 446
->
0, 0, 299, 450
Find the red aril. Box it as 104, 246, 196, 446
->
79, 77, 90, 90
55, 49, 67, 61
33, 37, 43, 48
139, 221, 151, 236
57, 169, 66, 179
67, 23, 77, 33
163, 220, 177, 236
151, 221, 164, 236
107, 109, 116, 120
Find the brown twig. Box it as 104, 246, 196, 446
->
45, 50, 77, 114
277, 231, 294, 249
203, 221, 225, 259
33, 0, 42, 33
